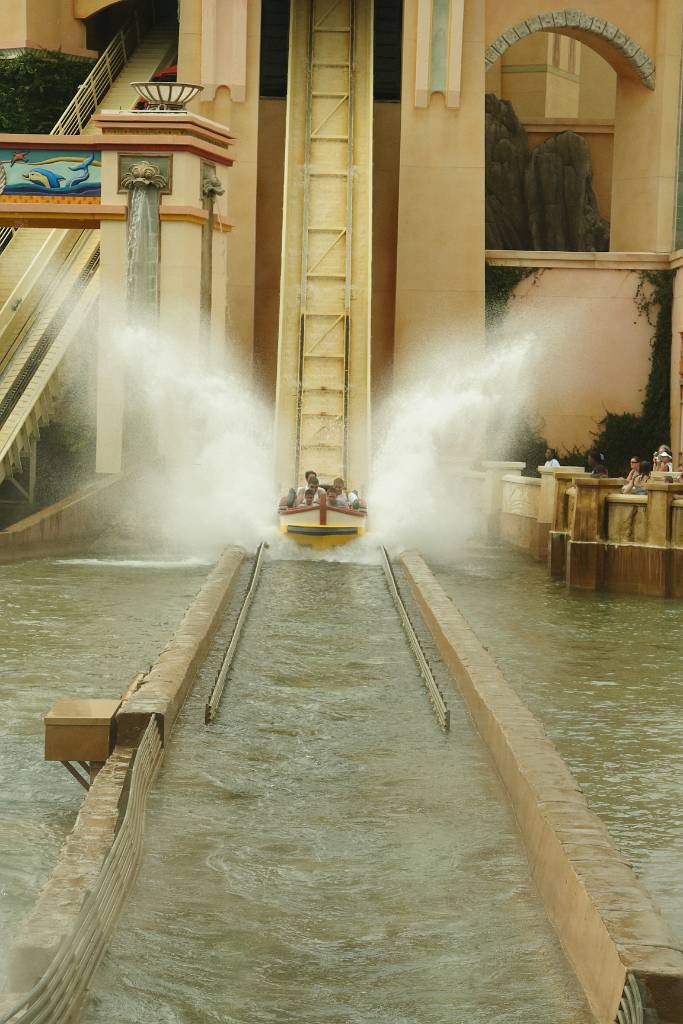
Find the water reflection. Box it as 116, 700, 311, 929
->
83, 562, 590, 1023
433, 546, 683, 943
0, 557, 207, 986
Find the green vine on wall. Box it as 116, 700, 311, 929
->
484, 262, 537, 332
590, 270, 674, 473
0, 53, 93, 134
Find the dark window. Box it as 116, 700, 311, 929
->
374, 0, 402, 101
260, 0, 290, 98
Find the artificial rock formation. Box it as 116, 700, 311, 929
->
485, 93, 531, 249
485, 93, 610, 252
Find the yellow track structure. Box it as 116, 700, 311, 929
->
274, 0, 373, 492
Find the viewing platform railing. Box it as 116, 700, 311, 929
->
473, 459, 683, 597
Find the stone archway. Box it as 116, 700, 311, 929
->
485, 9, 655, 90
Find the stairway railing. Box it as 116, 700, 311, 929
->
0, 0, 158, 252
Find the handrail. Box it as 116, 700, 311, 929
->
0, 0, 157, 252
0, 718, 162, 1024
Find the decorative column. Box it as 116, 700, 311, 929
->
200, 164, 225, 345
393, 0, 485, 385
94, 107, 234, 474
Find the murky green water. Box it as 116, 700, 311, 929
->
0, 556, 209, 986
432, 546, 683, 945
83, 561, 590, 1023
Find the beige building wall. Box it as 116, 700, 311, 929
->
498, 33, 549, 119
394, 0, 485, 383
611, 0, 683, 252
0, 0, 93, 56
578, 45, 617, 120
371, 102, 401, 410
254, 97, 286, 401
178, 0, 261, 368
507, 268, 652, 452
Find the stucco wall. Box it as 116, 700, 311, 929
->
506, 267, 652, 452
0, 0, 92, 56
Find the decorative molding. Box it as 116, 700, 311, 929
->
486, 249, 678, 271
446, 0, 465, 108
415, 0, 466, 109
120, 159, 167, 190
118, 154, 172, 194
485, 9, 655, 90
201, 0, 248, 103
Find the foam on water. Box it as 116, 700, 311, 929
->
54, 557, 212, 569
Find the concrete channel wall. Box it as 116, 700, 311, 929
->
2, 547, 244, 1017
400, 550, 683, 1024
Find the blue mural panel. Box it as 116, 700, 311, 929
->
0, 149, 101, 198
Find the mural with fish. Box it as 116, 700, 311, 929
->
0, 149, 101, 198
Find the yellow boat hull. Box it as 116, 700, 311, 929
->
278, 504, 367, 550
279, 522, 366, 550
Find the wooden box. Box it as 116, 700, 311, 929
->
45, 698, 120, 762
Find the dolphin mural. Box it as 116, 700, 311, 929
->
0, 149, 101, 198
66, 152, 95, 190
23, 168, 66, 190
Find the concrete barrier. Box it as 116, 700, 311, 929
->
2, 547, 244, 1010
400, 549, 683, 1024
116, 546, 244, 745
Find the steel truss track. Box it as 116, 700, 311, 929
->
379, 546, 450, 732
204, 543, 266, 724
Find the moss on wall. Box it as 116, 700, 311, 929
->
590, 270, 674, 473
0, 52, 93, 133
484, 262, 536, 330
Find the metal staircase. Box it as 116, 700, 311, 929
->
274, 0, 372, 491
0, 8, 177, 492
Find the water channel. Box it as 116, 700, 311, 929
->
82, 560, 591, 1023
432, 545, 683, 945
0, 556, 208, 987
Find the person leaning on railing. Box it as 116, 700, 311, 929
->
622, 460, 651, 495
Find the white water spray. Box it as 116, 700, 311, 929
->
112, 323, 277, 557
369, 336, 536, 561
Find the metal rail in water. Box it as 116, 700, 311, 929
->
379, 546, 450, 733
204, 543, 266, 724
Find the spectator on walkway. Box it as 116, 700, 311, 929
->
622, 460, 651, 495
624, 456, 640, 484
543, 448, 560, 468
653, 445, 673, 473
588, 450, 608, 477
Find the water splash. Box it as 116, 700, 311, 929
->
369, 336, 536, 561
112, 322, 278, 557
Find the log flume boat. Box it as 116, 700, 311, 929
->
277, 489, 367, 550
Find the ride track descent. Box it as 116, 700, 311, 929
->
205, 542, 450, 733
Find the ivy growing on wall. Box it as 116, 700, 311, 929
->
0, 53, 93, 134
589, 270, 674, 473
484, 262, 536, 331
